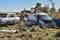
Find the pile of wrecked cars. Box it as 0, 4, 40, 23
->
24, 12, 56, 28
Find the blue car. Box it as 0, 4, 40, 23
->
53, 19, 60, 27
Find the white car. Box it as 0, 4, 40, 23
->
0, 13, 20, 25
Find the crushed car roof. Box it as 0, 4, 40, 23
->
36, 13, 48, 15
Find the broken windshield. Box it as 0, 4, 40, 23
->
0, 14, 7, 18
39, 15, 51, 20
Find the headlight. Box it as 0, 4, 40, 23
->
52, 21, 56, 25
39, 20, 44, 25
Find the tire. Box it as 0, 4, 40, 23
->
51, 22, 58, 28
39, 24, 46, 29
51, 24, 58, 28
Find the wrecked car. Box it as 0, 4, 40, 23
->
0, 13, 20, 25
24, 13, 56, 28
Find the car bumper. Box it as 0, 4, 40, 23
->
44, 22, 55, 27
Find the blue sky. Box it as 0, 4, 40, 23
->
0, 0, 60, 12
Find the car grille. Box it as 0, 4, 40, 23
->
42, 20, 52, 23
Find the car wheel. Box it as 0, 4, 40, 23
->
39, 24, 46, 29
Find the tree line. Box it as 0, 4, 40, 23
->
31, 3, 60, 13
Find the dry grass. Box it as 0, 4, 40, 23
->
0, 25, 60, 40
14, 26, 60, 40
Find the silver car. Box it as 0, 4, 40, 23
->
24, 13, 56, 28
0, 13, 20, 25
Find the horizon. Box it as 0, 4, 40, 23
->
0, 0, 60, 12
